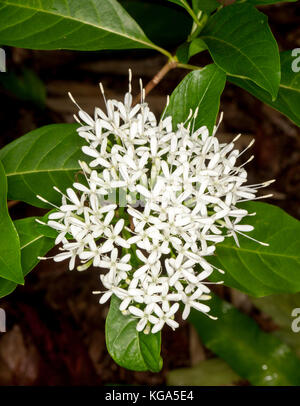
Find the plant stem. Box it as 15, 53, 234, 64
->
188, 13, 208, 41
177, 63, 202, 70
150, 44, 173, 60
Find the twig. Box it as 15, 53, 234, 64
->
133, 60, 177, 106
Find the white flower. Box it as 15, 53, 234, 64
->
129, 304, 159, 332
182, 289, 211, 320
151, 303, 179, 333
38, 73, 272, 334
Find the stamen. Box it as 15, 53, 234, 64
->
99, 82, 108, 107
237, 138, 255, 158
139, 79, 144, 103
68, 92, 81, 110
73, 114, 81, 124
235, 229, 269, 246
128, 68, 132, 93
240, 155, 254, 168
35, 219, 47, 226
36, 195, 60, 209
233, 133, 242, 143
238, 193, 273, 202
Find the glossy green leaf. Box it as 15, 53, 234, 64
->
14, 216, 56, 277
176, 38, 207, 63
209, 202, 300, 297
241, 0, 297, 5
166, 0, 201, 22
167, 358, 241, 386
168, 0, 220, 15
188, 294, 300, 386
106, 295, 163, 372
167, 0, 191, 9
0, 0, 163, 53
164, 64, 226, 134
0, 278, 17, 299
251, 293, 300, 358
200, 3, 280, 99
229, 51, 300, 127
0, 124, 85, 208
176, 42, 190, 64
0, 161, 23, 284
0, 214, 56, 299
0, 68, 46, 107
189, 38, 207, 57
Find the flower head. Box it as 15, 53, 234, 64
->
38, 73, 273, 333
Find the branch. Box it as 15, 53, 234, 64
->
133, 60, 177, 106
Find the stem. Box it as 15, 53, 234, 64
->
133, 59, 177, 105
150, 44, 173, 60
188, 13, 208, 41
196, 12, 208, 33
181, 0, 202, 27
8, 200, 19, 209
177, 63, 202, 70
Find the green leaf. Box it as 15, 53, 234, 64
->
14, 216, 56, 277
0, 124, 85, 208
0, 278, 17, 299
121, 0, 192, 48
189, 37, 207, 57
200, 3, 280, 99
188, 294, 300, 386
176, 38, 207, 64
251, 293, 300, 358
166, 0, 199, 21
0, 161, 23, 284
209, 202, 300, 297
176, 42, 191, 64
192, 0, 220, 14
164, 64, 226, 134
0, 0, 165, 54
0, 214, 56, 299
0, 68, 46, 108
229, 51, 300, 127
167, 0, 190, 9
168, 0, 220, 14
105, 295, 163, 372
167, 358, 241, 386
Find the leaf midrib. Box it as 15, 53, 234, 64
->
1, 0, 154, 49
218, 244, 300, 261
20, 234, 44, 250
6, 167, 79, 176
280, 83, 300, 94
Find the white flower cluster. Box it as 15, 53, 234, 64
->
38, 75, 273, 334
